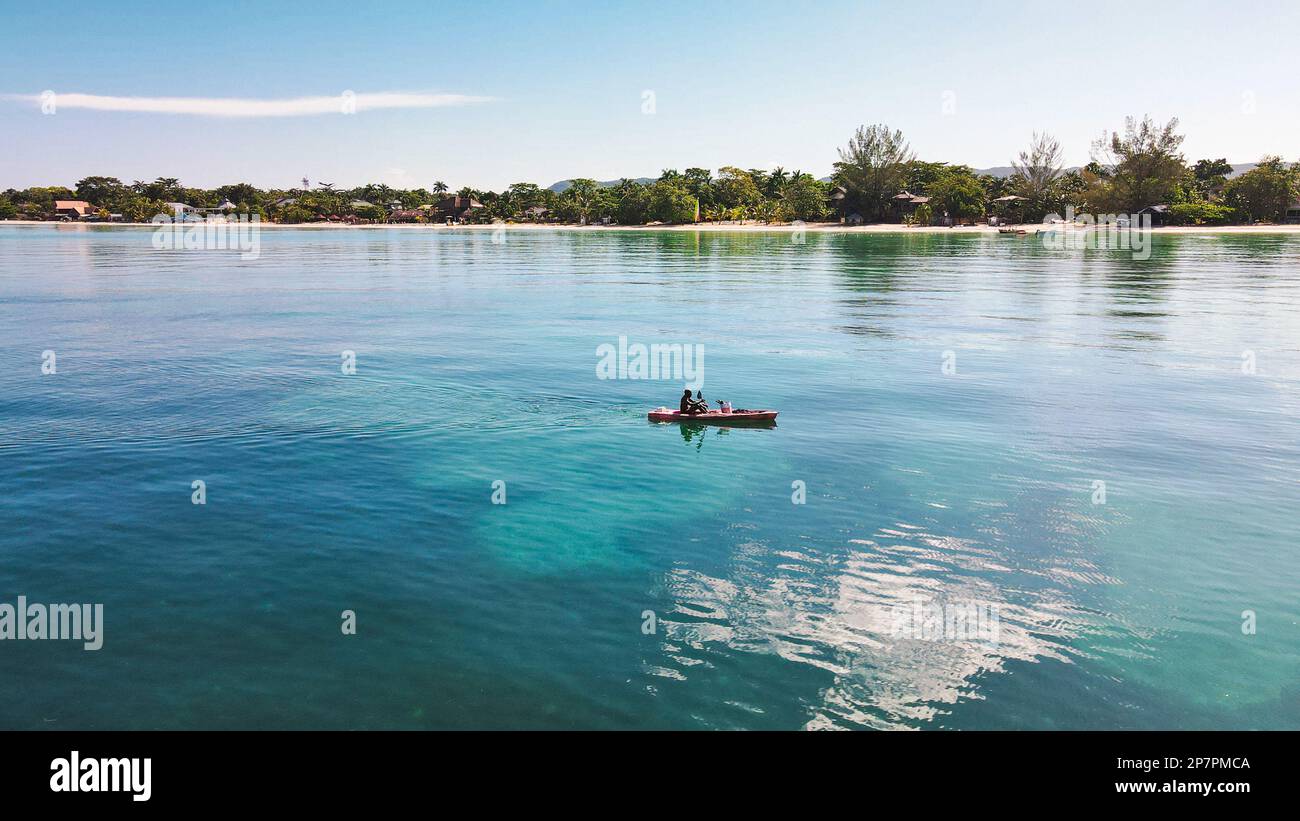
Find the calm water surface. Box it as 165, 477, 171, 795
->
1, 224, 1298, 729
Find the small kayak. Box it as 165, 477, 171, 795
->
648, 408, 778, 424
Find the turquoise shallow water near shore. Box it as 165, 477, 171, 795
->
1, 224, 1298, 729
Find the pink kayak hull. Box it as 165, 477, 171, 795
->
647, 410, 778, 424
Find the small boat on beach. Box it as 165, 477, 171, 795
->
648, 408, 778, 425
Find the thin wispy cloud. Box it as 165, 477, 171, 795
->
5, 90, 493, 117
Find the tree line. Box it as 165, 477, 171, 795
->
2, 116, 1295, 225
832, 118, 1297, 226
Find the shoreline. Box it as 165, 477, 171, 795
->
4, 219, 1300, 235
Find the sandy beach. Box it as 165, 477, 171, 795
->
5, 219, 1300, 234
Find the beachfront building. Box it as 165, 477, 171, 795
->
829, 186, 931, 224
991, 194, 1027, 225
827, 186, 868, 225
53, 200, 94, 220
1135, 204, 1170, 226
389, 207, 432, 223
892, 191, 930, 222
828, 186, 849, 221
197, 200, 238, 217
166, 202, 199, 221
434, 195, 484, 223
1285, 201, 1300, 224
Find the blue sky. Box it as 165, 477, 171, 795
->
1, 0, 1297, 191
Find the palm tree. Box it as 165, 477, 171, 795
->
148, 177, 182, 201
432, 181, 449, 196
767, 167, 789, 198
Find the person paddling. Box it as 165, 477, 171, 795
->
679, 388, 708, 415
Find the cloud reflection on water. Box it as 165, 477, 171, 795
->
652, 521, 1114, 729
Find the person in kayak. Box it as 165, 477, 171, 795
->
680, 388, 708, 415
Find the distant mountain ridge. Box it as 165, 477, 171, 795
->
547, 178, 654, 193
549, 163, 1259, 191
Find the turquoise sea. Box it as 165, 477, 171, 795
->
1, 224, 1297, 729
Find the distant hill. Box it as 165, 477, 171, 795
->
547, 178, 654, 193
973, 166, 1019, 179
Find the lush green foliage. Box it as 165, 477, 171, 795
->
3, 119, 1295, 227
1167, 202, 1236, 225
1190, 158, 1234, 200
831, 124, 914, 221
780, 174, 829, 222
1223, 157, 1298, 223
1086, 116, 1188, 213
1010, 133, 1065, 221
927, 168, 986, 222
